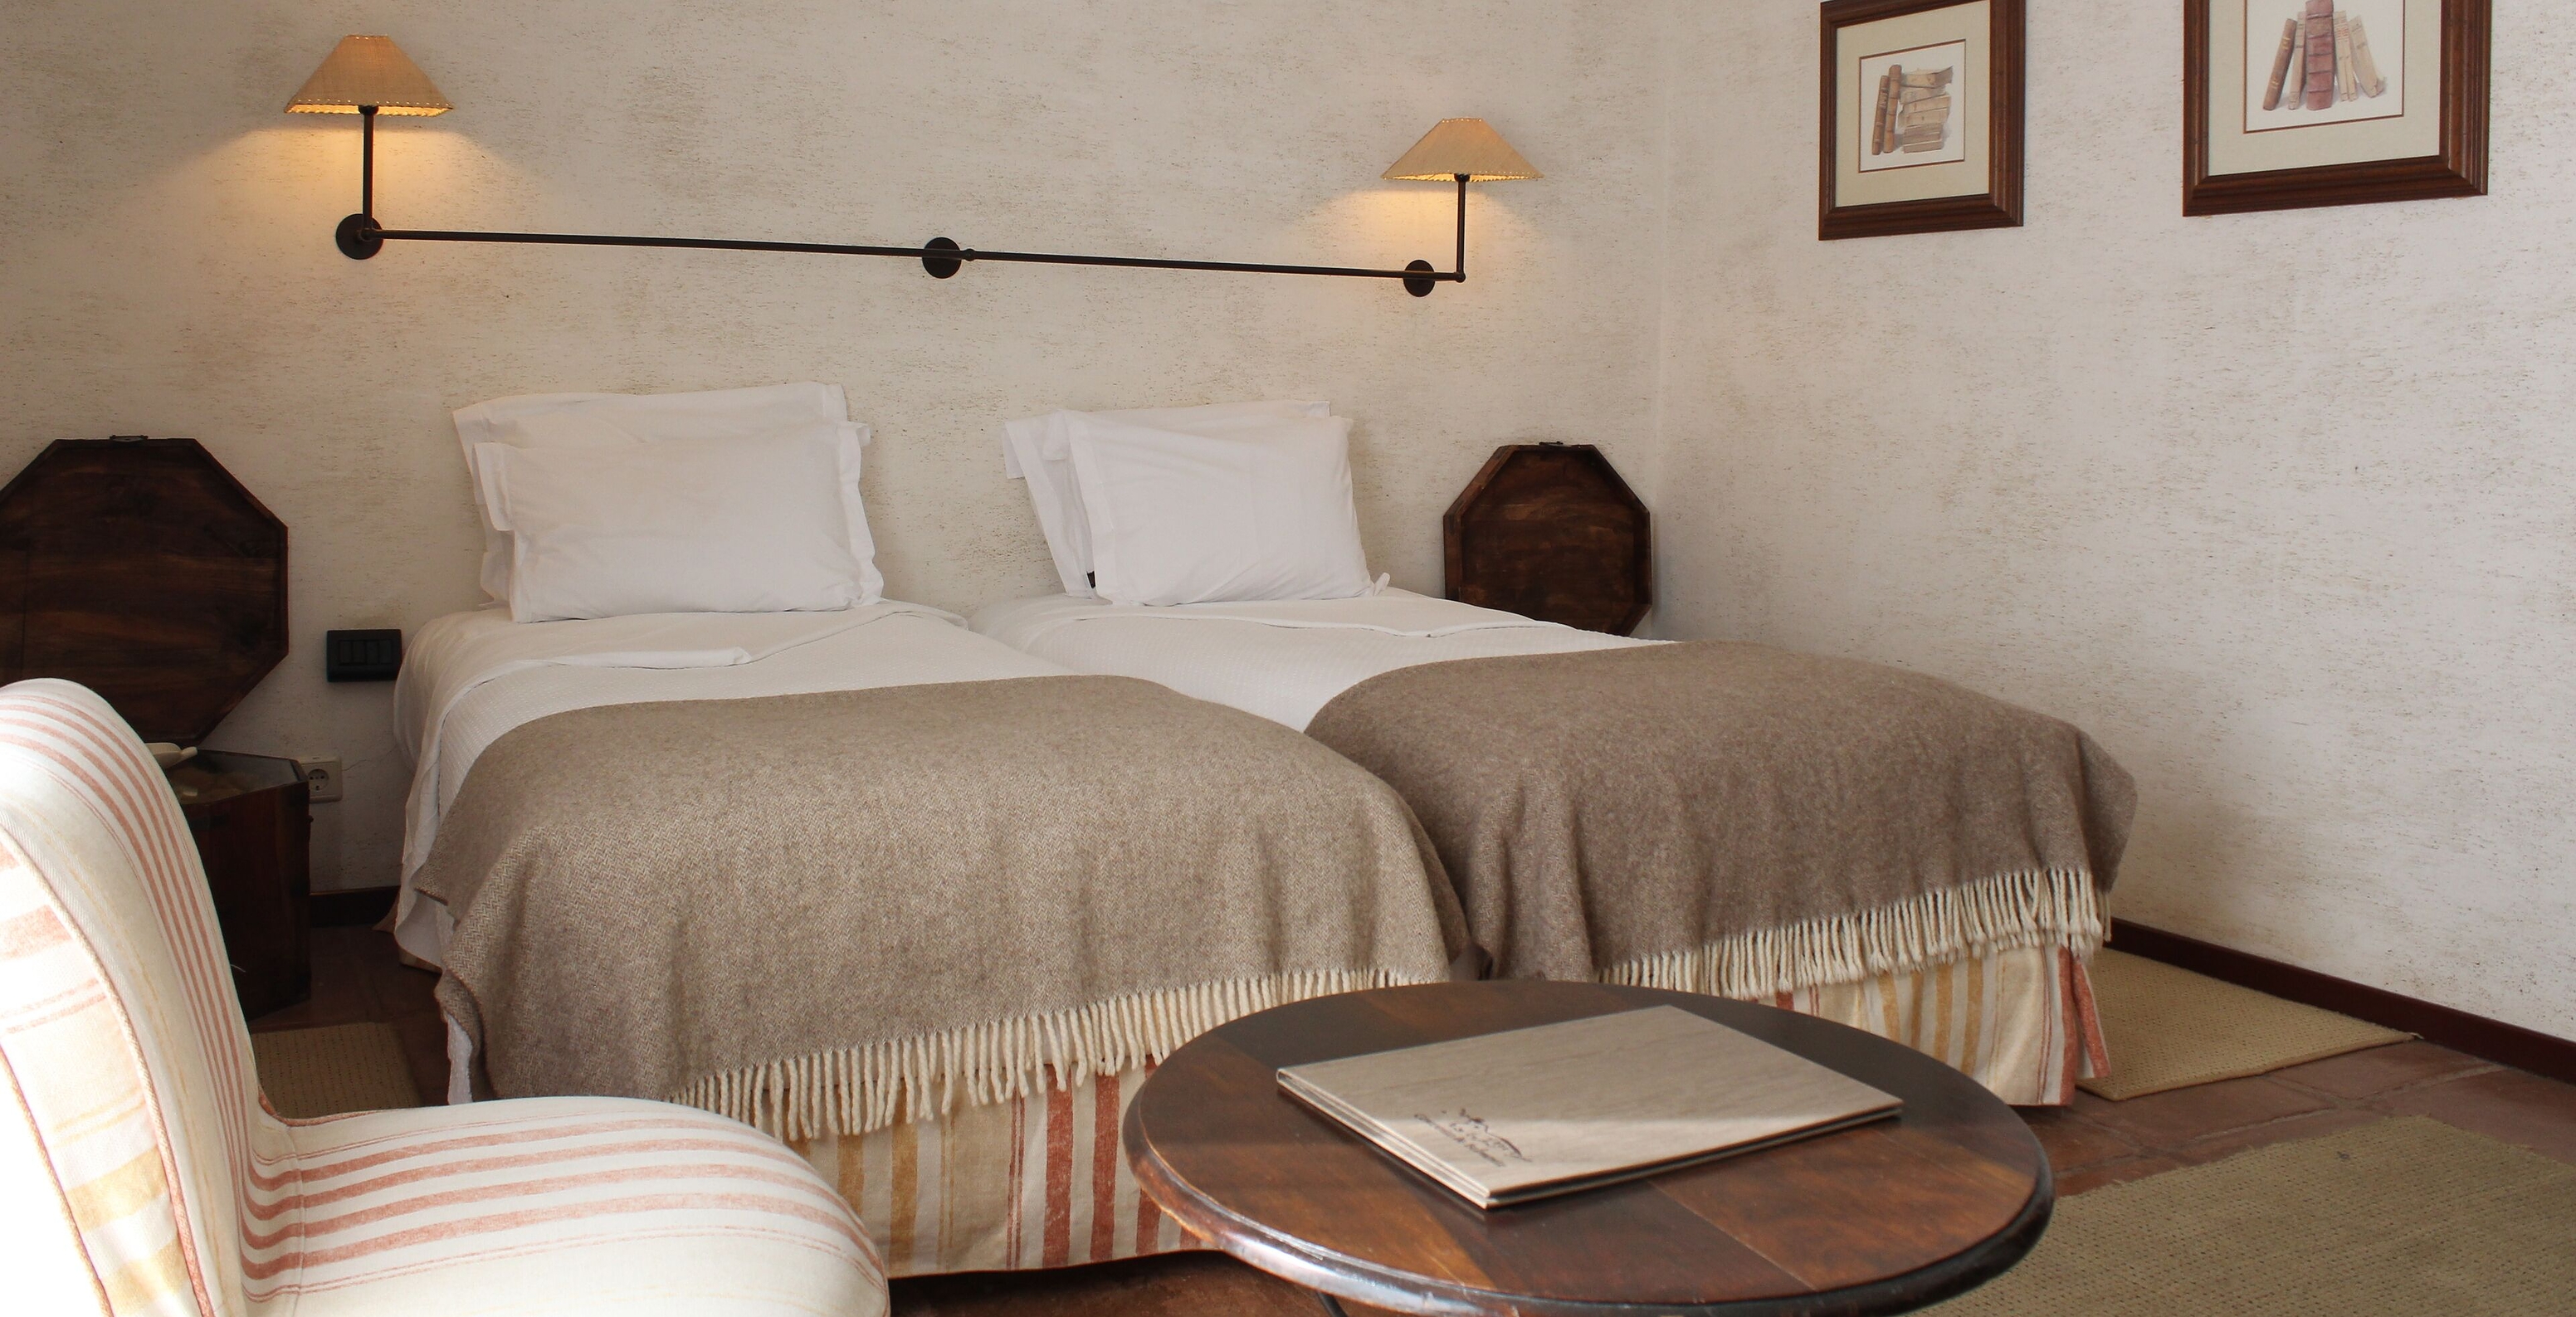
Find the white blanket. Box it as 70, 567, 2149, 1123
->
394, 603, 1065, 965
969, 590, 1654, 730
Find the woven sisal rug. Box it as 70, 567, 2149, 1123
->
1937, 1118, 2576, 1315
251, 1022, 424, 1118
2081, 948, 2408, 1100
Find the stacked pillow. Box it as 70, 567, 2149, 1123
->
454, 383, 881, 622
1002, 401, 1375, 607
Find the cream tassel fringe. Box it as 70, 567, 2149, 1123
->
672, 968, 1436, 1141
1601, 868, 2104, 1000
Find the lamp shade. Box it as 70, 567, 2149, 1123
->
1382, 118, 1540, 182
285, 36, 451, 115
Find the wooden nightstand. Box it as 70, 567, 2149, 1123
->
170, 753, 313, 1017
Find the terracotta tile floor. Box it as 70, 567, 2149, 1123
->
257, 929, 2576, 1315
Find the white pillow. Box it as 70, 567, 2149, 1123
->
475, 427, 878, 622
1064, 412, 1373, 607
453, 383, 871, 603
1002, 400, 1329, 597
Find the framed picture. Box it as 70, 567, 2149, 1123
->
1819, 0, 2025, 240
2184, 0, 2489, 215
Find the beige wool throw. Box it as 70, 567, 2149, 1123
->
417, 676, 1465, 1139
1305, 642, 2134, 993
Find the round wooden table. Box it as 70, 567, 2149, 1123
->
1125, 981, 2051, 1316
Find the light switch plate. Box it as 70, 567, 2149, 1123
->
295, 756, 344, 803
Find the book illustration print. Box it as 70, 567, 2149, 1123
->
1858, 40, 1968, 173
2245, 0, 2407, 133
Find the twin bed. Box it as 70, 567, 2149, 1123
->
398, 386, 2130, 1277
395, 602, 1466, 1275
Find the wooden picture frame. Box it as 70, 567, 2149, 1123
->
1819, 0, 2025, 240
2184, 0, 2488, 216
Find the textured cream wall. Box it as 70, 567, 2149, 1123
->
0, 1, 1669, 890
1656, 3, 2575, 1036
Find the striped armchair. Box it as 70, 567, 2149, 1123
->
0, 680, 886, 1316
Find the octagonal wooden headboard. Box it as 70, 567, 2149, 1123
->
0, 437, 289, 744
1442, 442, 1652, 637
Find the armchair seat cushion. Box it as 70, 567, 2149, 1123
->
256, 1095, 884, 1315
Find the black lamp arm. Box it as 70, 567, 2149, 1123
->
1455, 173, 1467, 284
359, 106, 374, 217
334, 127, 1470, 295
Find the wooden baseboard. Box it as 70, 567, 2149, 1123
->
310, 886, 398, 929
2110, 919, 2576, 1085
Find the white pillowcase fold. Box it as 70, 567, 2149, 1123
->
1001, 400, 1329, 597
1063, 412, 1373, 607
476, 428, 878, 622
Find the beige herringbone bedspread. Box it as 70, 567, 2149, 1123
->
418, 676, 1465, 1138
1305, 642, 2134, 993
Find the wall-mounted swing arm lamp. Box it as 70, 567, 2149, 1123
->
286, 37, 1539, 296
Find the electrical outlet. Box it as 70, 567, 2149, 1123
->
295, 756, 344, 803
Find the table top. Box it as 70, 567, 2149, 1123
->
166, 751, 303, 807
1124, 981, 2051, 1317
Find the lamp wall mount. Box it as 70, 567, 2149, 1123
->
329, 105, 1481, 296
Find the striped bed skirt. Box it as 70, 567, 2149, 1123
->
788, 944, 2105, 1278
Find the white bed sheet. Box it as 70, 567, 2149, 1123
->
393, 602, 1065, 966
969, 589, 1655, 730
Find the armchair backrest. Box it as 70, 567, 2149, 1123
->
0, 680, 266, 1316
